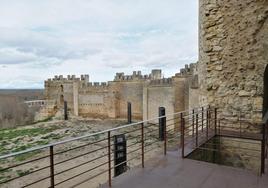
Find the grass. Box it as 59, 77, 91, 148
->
0, 167, 12, 173
16, 169, 31, 177
0, 142, 9, 155
0, 127, 58, 141
0, 127, 60, 158
0, 137, 54, 157
14, 151, 40, 162
41, 133, 64, 140
0, 175, 11, 183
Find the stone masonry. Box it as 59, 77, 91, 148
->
44, 65, 198, 121
199, 0, 268, 121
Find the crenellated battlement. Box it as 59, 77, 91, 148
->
114, 69, 162, 81
79, 82, 109, 91
148, 78, 173, 86
46, 74, 90, 82
175, 63, 196, 77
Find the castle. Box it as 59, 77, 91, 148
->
44, 64, 199, 121
44, 0, 268, 123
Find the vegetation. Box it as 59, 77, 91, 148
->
14, 151, 40, 162
0, 127, 60, 157
16, 169, 31, 177
0, 127, 58, 141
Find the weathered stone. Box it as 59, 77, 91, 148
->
198, 0, 268, 122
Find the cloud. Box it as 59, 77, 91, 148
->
0, 0, 198, 88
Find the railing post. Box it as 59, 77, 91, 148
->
181, 117, 185, 158
264, 123, 268, 158
180, 112, 183, 147
196, 114, 198, 148
201, 107, 204, 132
127, 102, 132, 124
219, 119, 221, 135
239, 110, 241, 137
108, 131, 112, 187
164, 119, 167, 156
158, 107, 165, 141
214, 108, 217, 135
261, 124, 265, 175
49, 146, 55, 188
206, 108, 209, 141
208, 106, 211, 129
141, 123, 144, 168
192, 109, 195, 137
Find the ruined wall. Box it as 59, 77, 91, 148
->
199, 0, 268, 121
45, 75, 89, 114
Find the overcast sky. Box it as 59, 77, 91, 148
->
0, 0, 198, 89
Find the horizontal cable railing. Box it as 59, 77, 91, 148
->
0, 106, 196, 188
0, 105, 267, 187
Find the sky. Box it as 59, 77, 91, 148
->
0, 0, 198, 89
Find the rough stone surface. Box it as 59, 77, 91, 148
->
199, 0, 268, 120
44, 66, 198, 120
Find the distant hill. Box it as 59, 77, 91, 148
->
0, 89, 44, 102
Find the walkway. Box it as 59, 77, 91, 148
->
102, 150, 268, 188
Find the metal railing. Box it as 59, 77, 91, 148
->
0, 106, 267, 188
181, 107, 267, 175
0, 107, 188, 188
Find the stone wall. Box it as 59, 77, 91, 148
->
199, 0, 268, 121
78, 86, 110, 118
44, 67, 196, 120
143, 78, 174, 122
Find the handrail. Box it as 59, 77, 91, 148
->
0, 108, 198, 160
0, 105, 266, 187
0, 106, 253, 160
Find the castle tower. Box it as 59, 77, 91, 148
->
151, 69, 162, 80
199, 0, 268, 119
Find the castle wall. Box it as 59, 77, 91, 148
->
117, 82, 144, 120
143, 79, 175, 126
199, 0, 268, 121
44, 67, 195, 121
188, 64, 200, 110
78, 83, 114, 118
45, 81, 74, 111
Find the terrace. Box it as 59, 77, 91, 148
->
0, 106, 267, 188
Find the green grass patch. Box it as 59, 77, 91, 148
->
41, 133, 63, 140
14, 151, 39, 162
0, 127, 58, 141
16, 169, 31, 177
0, 175, 11, 183
0, 167, 12, 173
